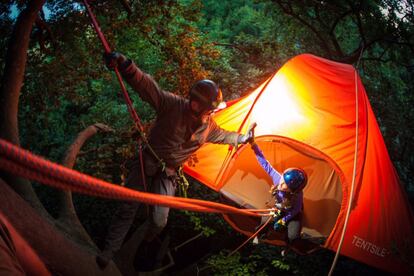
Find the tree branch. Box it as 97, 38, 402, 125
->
118, 0, 133, 16
313, 3, 350, 57
340, 37, 385, 64
56, 123, 114, 249
349, 1, 367, 46
274, 0, 334, 57
35, 10, 56, 53
212, 42, 247, 55
0, 0, 48, 214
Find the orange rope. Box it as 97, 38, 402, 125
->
0, 138, 263, 217
228, 215, 273, 256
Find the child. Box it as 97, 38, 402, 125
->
251, 141, 307, 244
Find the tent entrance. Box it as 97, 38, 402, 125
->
220, 136, 343, 240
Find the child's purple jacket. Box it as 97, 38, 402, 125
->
252, 143, 303, 223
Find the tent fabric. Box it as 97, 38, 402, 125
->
220, 136, 342, 238
184, 54, 414, 273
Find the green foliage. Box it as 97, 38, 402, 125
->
174, 180, 230, 238
205, 252, 268, 276
203, 242, 387, 275
183, 211, 216, 237
200, 0, 283, 98
271, 259, 290, 271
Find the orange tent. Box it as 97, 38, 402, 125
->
184, 54, 414, 273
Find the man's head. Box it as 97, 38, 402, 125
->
189, 79, 223, 117
281, 168, 307, 192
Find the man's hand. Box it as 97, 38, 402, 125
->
273, 219, 286, 231
237, 133, 251, 144
103, 51, 127, 70
237, 122, 257, 144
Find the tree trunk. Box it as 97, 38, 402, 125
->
0, 2, 121, 272
56, 123, 114, 250
0, 0, 46, 213
0, 178, 121, 275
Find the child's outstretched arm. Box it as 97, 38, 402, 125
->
251, 143, 282, 185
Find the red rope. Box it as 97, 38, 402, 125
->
82, 0, 166, 209
228, 215, 273, 256
0, 138, 262, 217
82, 0, 111, 53
82, 0, 144, 133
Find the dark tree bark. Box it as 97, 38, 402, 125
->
0, 0, 44, 149
0, 2, 120, 273
0, 0, 48, 214
0, 178, 121, 275
56, 123, 114, 250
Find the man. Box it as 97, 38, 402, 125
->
97, 52, 252, 270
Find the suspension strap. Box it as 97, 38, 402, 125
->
177, 166, 190, 198
138, 142, 150, 215
82, 0, 165, 171
228, 214, 273, 256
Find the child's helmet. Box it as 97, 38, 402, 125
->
283, 168, 307, 192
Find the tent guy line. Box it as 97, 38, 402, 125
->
329, 45, 365, 276
328, 67, 360, 276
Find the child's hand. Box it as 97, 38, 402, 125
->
273, 209, 282, 221
269, 185, 276, 194
273, 219, 286, 231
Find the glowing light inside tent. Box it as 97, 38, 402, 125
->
250, 72, 312, 139
269, 75, 304, 122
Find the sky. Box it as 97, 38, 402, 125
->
9, 3, 51, 20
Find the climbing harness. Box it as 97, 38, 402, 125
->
138, 141, 150, 215
177, 166, 190, 198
